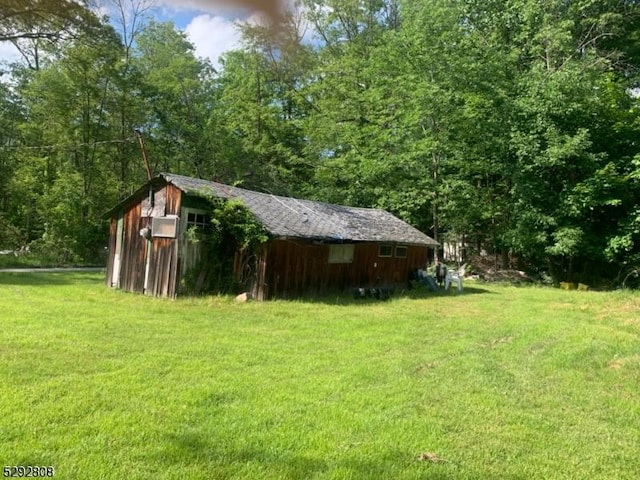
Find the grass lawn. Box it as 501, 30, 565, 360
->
1, 272, 639, 479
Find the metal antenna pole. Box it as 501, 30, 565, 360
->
134, 129, 152, 181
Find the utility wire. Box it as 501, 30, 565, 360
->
0, 137, 136, 151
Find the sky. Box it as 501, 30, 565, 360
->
0, 0, 290, 70
153, 0, 265, 69
0, 40, 22, 65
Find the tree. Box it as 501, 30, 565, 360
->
13, 21, 124, 261
133, 21, 216, 178
101, 0, 155, 191
301, 0, 417, 208
209, 9, 317, 194
0, 0, 102, 70
0, 0, 99, 42
441, 0, 640, 279
0, 76, 26, 248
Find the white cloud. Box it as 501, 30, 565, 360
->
0, 1, 310, 73
183, 8, 317, 70
160, 0, 226, 13
184, 14, 241, 69
0, 42, 23, 66
159, 0, 261, 16
157, 0, 260, 70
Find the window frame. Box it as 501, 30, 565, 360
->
395, 245, 408, 258
328, 244, 355, 264
186, 211, 211, 230
151, 215, 179, 238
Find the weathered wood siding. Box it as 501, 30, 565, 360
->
257, 240, 428, 299
106, 182, 183, 298
118, 202, 147, 293
145, 183, 182, 297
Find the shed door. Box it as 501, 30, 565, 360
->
111, 210, 124, 287
179, 208, 210, 279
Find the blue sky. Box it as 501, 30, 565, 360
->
0, 0, 283, 70
151, 0, 257, 68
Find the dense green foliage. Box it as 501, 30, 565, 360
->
2, 272, 640, 478
1, 0, 640, 283
0, 0, 100, 43
182, 199, 268, 294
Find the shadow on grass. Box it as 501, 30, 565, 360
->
160, 431, 329, 478
337, 452, 532, 480
160, 432, 414, 479
159, 433, 529, 480
275, 284, 497, 306
156, 390, 524, 479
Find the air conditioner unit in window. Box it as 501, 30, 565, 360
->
152, 215, 179, 238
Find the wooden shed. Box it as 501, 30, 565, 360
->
105, 173, 439, 299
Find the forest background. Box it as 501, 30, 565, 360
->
1, 0, 640, 286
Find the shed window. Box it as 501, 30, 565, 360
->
187, 212, 210, 229
329, 244, 354, 263
378, 245, 393, 257
395, 245, 408, 258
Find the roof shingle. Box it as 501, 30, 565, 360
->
163, 173, 438, 247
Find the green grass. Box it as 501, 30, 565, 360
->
1, 273, 639, 479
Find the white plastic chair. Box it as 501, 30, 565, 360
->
445, 270, 463, 292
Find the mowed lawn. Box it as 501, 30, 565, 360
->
1, 273, 639, 479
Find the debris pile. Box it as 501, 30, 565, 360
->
460, 255, 533, 283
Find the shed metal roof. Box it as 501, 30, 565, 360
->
161, 173, 438, 247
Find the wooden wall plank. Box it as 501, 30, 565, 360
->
260, 240, 429, 298
106, 182, 183, 298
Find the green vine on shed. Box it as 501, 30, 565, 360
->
211, 198, 269, 250
181, 198, 268, 295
